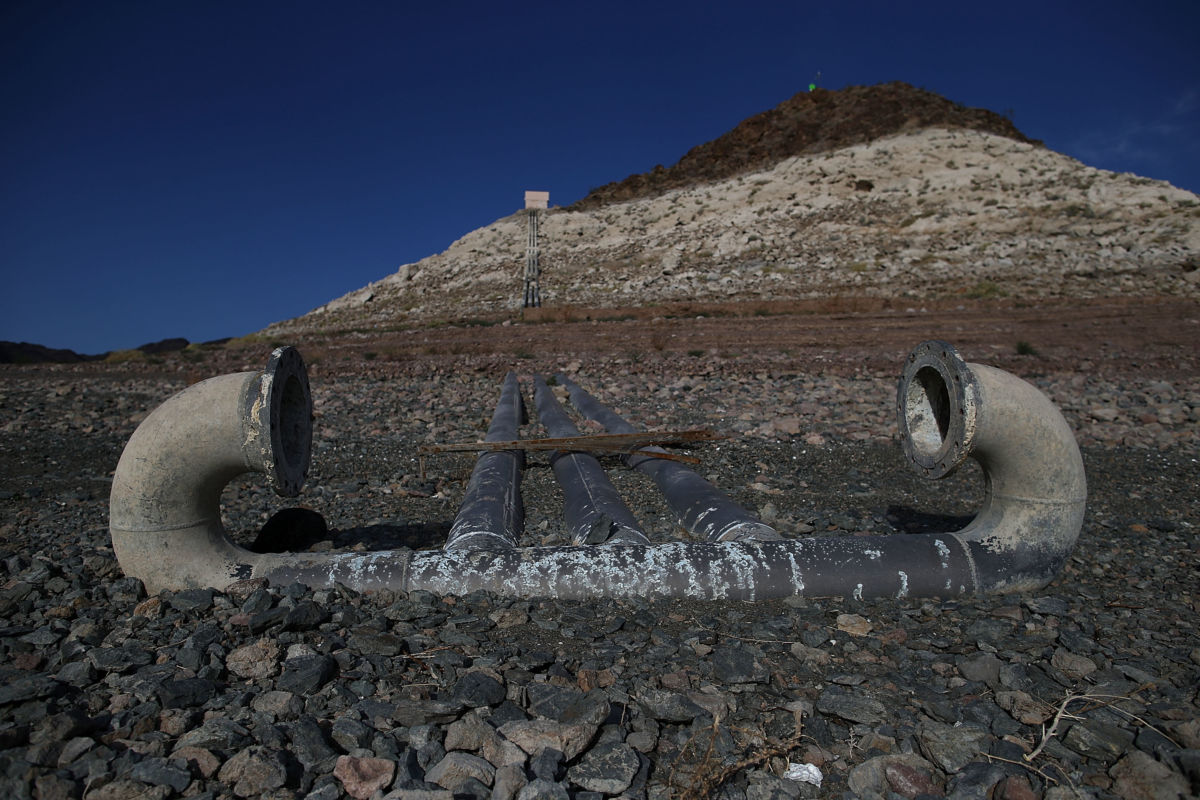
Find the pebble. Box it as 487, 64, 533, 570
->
835, 612, 874, 636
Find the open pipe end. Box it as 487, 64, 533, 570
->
252, 346, 313, 498
897, 340, 980, 479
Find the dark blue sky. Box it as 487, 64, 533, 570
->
3, 1, 1197, 353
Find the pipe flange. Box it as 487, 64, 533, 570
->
897, 340, 979, 478
246, 346, 313, 497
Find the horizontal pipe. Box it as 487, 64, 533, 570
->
264, 533, 979, 600
532, 377, 649, 545
109, 341, 1085, 600
444, 371, 525, 552
556, 375, 780, 543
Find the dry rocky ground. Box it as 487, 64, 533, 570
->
2, 298, 1198, 800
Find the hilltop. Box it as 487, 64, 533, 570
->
571, 81, 1039, 209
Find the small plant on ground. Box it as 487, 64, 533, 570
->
104, 349, 147, 364
966, 280, 1006, 299
1016, 341, 1038, 356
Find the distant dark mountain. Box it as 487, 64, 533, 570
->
571, 81, 1039, 209
0, 341, 101, 364
0, 336, 197, 364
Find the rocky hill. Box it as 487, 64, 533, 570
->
571, 82, 1039, 210
261, 87, 1200, 339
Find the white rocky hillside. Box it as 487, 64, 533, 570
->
263, 127, 1200, 336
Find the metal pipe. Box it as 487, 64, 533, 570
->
532, 377, 650, 545
268, 534, 977, 600
555, 375, 781, 543
109, 341, 1085, 600
443, 371, 525, 551
896, 340, 1086, 594
109, 347, 313, 595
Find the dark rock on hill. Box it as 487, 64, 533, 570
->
572, 81, 1040, 209
135, 337, 189, 355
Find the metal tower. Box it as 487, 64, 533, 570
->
523, 191, 548, 308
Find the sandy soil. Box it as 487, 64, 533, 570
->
276, 297, 1199, 382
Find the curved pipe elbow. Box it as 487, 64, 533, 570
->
897, 341, 1086, 594
109, 347, 312, 594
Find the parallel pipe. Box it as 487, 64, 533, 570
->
109, 341, 1086, 599
556, 375, 781, 543
443, 371, 525, 552
532, 377, 650, 546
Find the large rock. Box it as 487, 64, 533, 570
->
637, 688, 706, 723
848, 753, 943, 799
816, 686, 887, 725
1108, 750, 1190, 800
333, 755, 396, 800
566, 742, 640, 794
498, 719, 598, 761
226, 639, 281, 679
425, 751, 496, 791
216, 746, 292, 797
915, 719, 992, 773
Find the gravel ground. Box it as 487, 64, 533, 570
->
1, 322, 1198, 800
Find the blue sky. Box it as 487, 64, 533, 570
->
2, 1, 1197, 353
